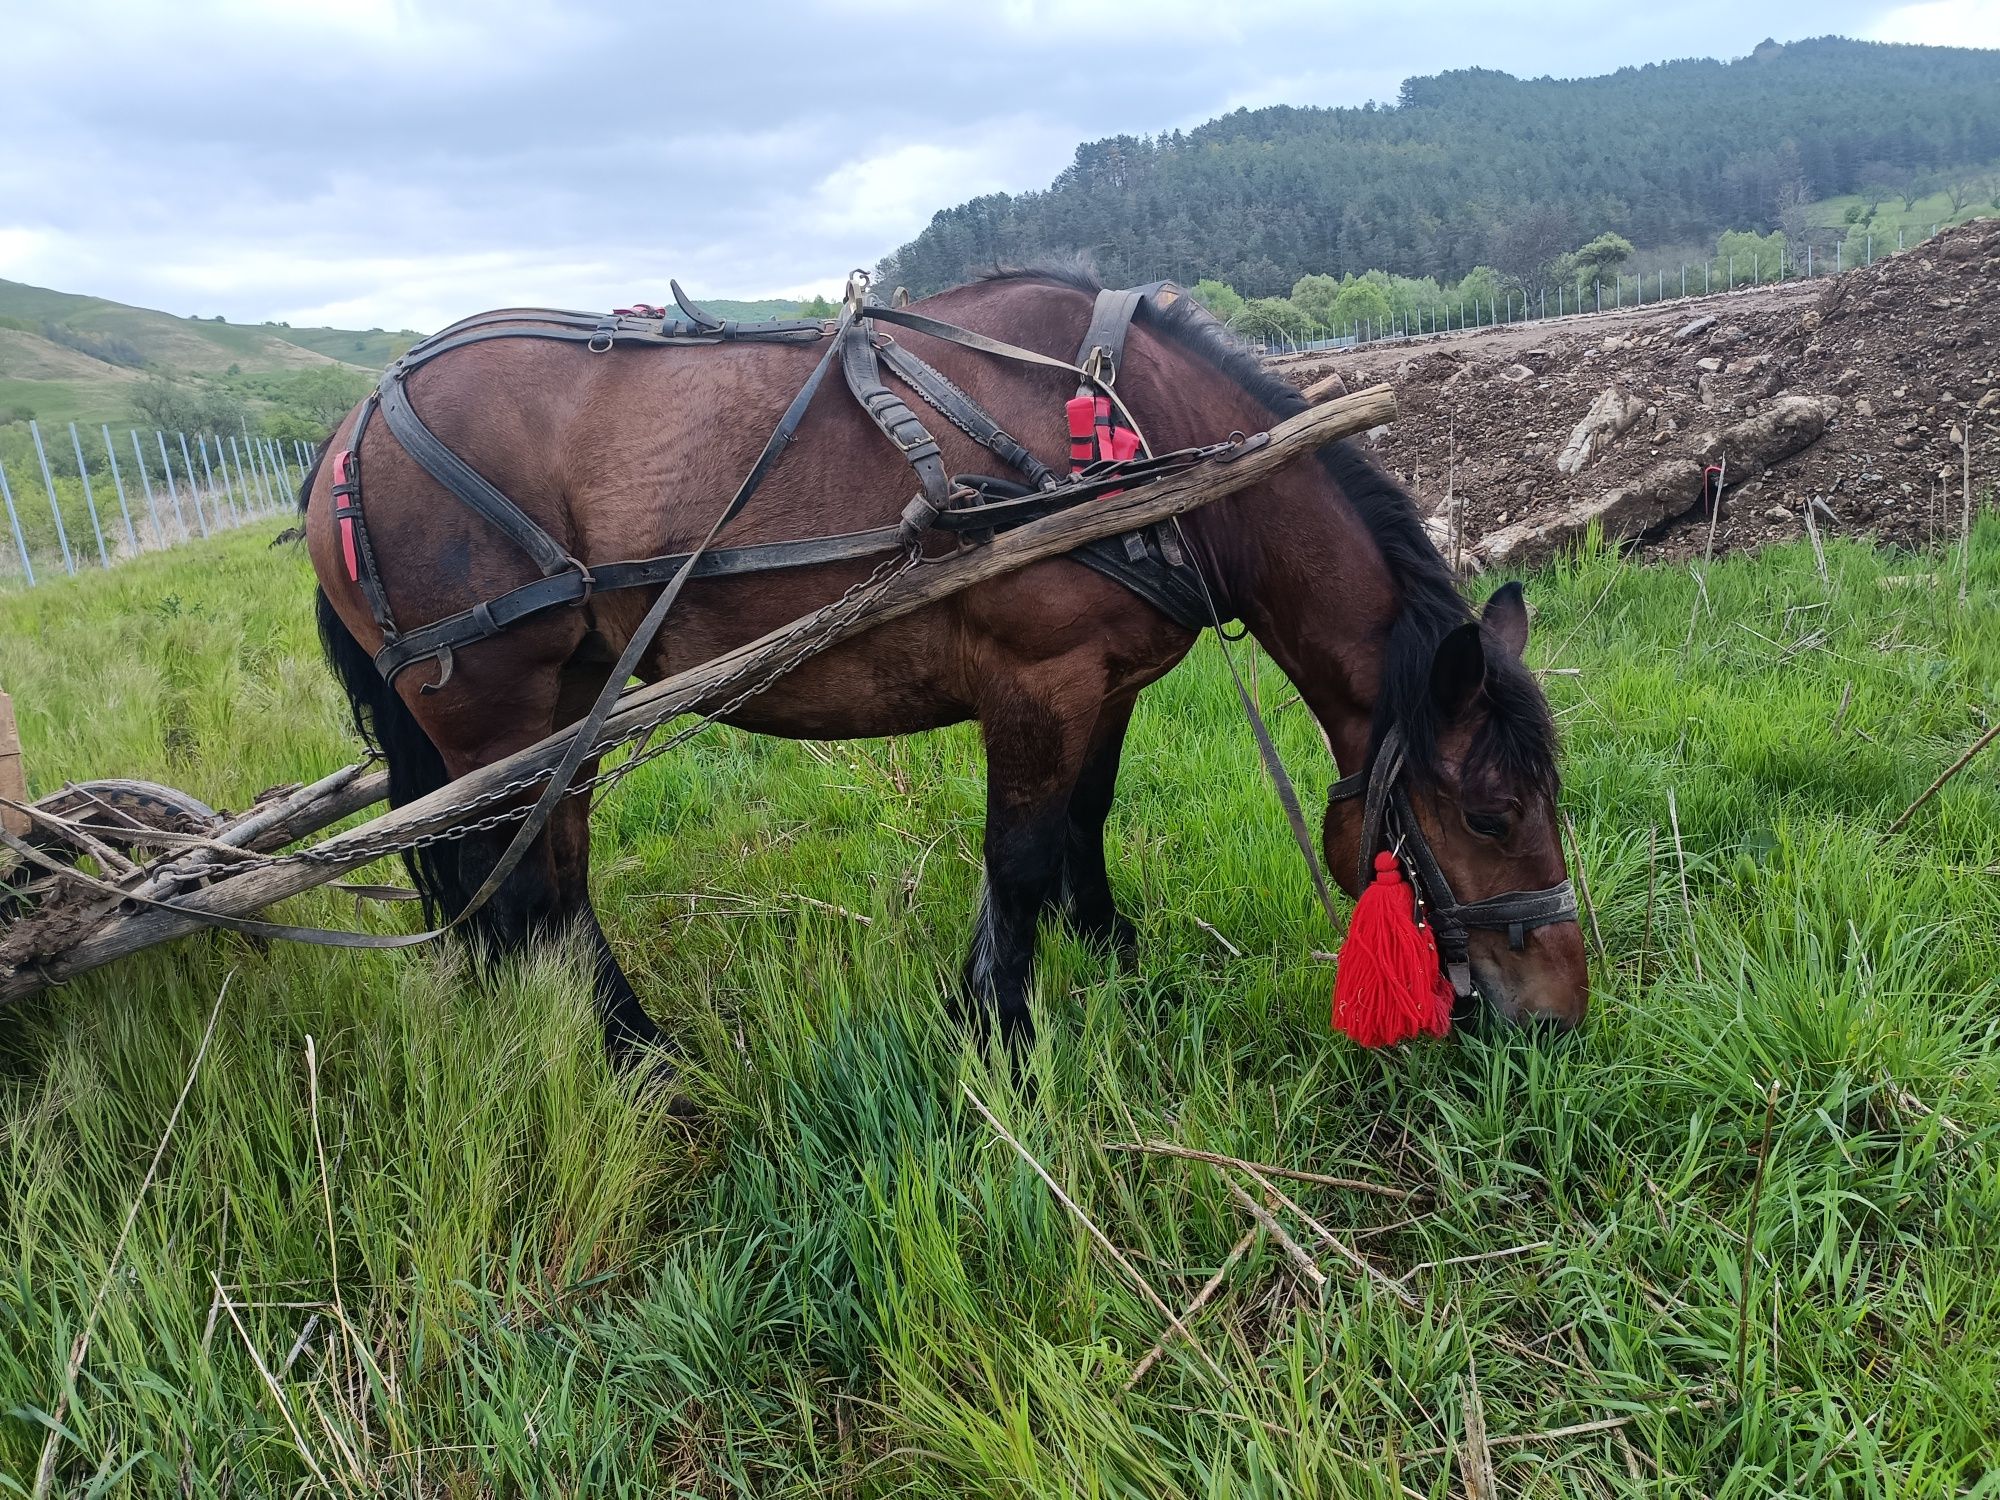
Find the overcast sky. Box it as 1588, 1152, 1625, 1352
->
1, 0, 1992, 332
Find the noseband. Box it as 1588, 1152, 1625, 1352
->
1326, 725, 1579, 1000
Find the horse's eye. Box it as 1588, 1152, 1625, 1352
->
1465, 810, 1510, 841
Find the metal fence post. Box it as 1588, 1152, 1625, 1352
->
229, 437, 258, 515
99, 425, 137, 552
67, 423, 110, 567
199, 436, 236, 525
246, 425, 276, 511
0, 457, 34, 585
177, 433, 210, 534
255, 436, 279, 509
28, 422, 75, 575
129, 431, 164, 541
156, 431, 199, 538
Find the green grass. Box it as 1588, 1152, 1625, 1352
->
3, 519, 1999, 1496
1806, 185, 1995, 245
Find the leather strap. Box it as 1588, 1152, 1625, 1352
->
375, 522, 908, 683
877, 339, 1057, 489
443, 304, 858, 928
1077, 287, 1144, 388
839, 318, 952, 518
861, 303, 1153, 453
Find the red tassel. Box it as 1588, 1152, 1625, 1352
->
1332, 851, 1454, 1047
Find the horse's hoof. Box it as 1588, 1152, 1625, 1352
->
1064, 907, 1140, 965
627, 1048, 703, 1118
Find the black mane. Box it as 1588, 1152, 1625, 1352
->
971, 263, 1557, 796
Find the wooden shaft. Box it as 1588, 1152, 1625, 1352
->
0, 690, 26, 839
0, 385, 1395, 1006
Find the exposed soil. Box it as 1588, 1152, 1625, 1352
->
1270, 219, 2000, 566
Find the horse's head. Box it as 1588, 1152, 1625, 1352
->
1323, 582, 1588, 1031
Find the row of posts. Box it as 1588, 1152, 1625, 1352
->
1246, 221, 1958, 355
0, 421, 317, 586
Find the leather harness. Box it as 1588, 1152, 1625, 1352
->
327, 274, 1576, 997
336, 276, 1210, 691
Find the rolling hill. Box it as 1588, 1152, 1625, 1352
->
0, 277, 406, 427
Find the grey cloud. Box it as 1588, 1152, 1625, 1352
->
1, 0, 1893, 330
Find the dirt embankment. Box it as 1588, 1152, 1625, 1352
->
1273, 219, 2000, 568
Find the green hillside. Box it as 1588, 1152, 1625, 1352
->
0, 278, 383, 377
881, 35, 2000, 295
0, 278, 400, 432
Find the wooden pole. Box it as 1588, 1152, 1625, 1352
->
0, 385, 1397, 1005
0, 689, 26, 838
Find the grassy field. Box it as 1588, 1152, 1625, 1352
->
1806, 184, 1996, 248
2, 516, 1998, 1496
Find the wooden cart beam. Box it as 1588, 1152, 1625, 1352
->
1, 385, 1394, 1007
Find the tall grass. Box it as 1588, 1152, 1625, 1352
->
2, 517, 1997, 1495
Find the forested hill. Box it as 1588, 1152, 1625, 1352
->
877, 37, 2000, 296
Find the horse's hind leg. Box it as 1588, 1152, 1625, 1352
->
416, 658, 668, 1071
545, 778, 669, 1065
1053, 689, 1139, 959
428, 786, 666, 1068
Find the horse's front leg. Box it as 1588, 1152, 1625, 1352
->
1054, 688, 1140, 960
963, 675, 1106, 1052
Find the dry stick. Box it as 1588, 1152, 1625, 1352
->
1400, 1240, 1552, 1288
1735, 1080, 1784, 1397
1885, 720, 2000, 837
962, 1086, 1229, 1382
1639, 825, 1659, 992
1101, 1140, 1420, 1202
3, 385, 1396, 1008
1701, 454, 1728, 566
31, 974, 232, 1500
1192, 917, 1243, 958
1215, 1174, 1326, 1290
1830, 680, 1853, 736
1124, 1227, 1258, 1390
1666, 788, 1703, 980
1239, 1166, 1418, 1307
1562, 812, 1606, 958
1800, 490, 1829, 592
1960, 415, 1973, 607
305, 1036, 365, 1487
1396, 1399, 1717, 1461
1460, 1360, 1498, 1500
212, 1274, 345, 1496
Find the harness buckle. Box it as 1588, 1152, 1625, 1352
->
1082, 346, 1116, 387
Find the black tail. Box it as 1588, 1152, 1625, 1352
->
315, 589, 474, 927
303, 428, 477, 930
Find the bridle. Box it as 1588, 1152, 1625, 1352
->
1325, 724, 1579, 1000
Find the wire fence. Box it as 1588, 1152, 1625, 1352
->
0, 422, 316, 589
1219, 218, 1979, 356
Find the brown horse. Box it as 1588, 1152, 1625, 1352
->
304, 268, 1585, 1067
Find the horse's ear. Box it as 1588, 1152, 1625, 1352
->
1430, 621, 1487, 717
1481, 581, 1529, 658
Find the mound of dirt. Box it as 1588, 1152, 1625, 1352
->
1276, 218, 2000, 569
